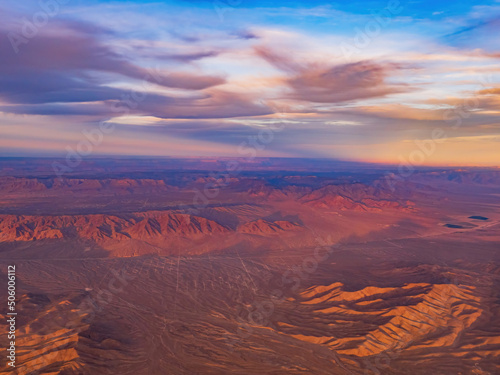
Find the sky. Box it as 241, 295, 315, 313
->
0, 0, 499, 165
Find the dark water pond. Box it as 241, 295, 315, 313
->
444, 224, 464, 228
468, 216, 489, 221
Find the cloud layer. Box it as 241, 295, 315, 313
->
1, 1, 500, 165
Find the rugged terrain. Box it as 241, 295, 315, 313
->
0, 158, 499, 374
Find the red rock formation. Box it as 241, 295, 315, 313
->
238, 219, 300, 234
0, 212, 230, 242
